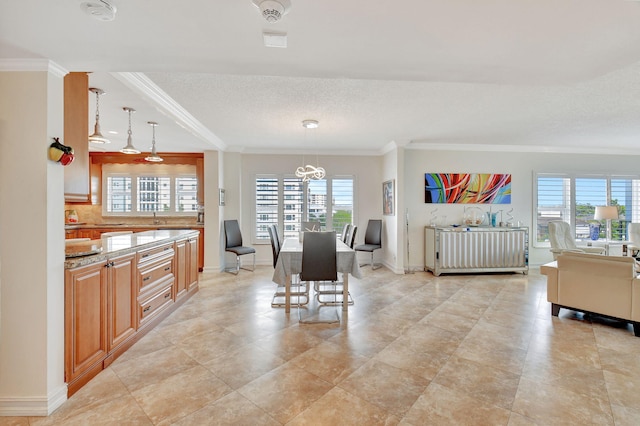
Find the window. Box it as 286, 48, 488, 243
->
254, 175, 355, 242
534, 173, 640, 245
103, 164, 197, 216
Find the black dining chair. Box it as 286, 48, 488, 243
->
354, 219, 382, 269
223, 219, 256, 274
267, 224, 280, 268
346, 225, 357, 249
340, 223, 351, 244
299, 231, 340, 323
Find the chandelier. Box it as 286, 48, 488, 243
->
295, 119, 325, 182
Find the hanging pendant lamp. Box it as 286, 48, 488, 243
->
295, 119, 325, 182
88, 87, 110, 144
144, 121, 163, 162
120, 107, 141, 154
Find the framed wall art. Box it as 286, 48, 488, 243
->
424, 173, 511, 204
383, 179, 395, 215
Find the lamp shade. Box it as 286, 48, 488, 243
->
594, 206, 618, 221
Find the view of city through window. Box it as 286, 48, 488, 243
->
256, 176, 354, 241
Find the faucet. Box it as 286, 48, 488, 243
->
153, 212, 160, 225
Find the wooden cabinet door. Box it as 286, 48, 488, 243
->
174, 239, 188, 300
187, 237, 199, 291
107, 253, 137, 350
65, 262, 108, 383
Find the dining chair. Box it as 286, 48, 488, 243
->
299, 231, 340, 323
340, 223, 351, 244
548, 220, 605, 260
223, 219, 256, 274
346, 225, 357, 249
355, 219, 382, 269
315, 226, 356, 305
267, 224, 280, 268
269, 224, 309, 307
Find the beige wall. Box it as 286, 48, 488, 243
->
0, 66, 67, 414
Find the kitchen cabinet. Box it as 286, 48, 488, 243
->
63, 72, 90, 202
175, 235, 199, 300
64, 230, 199, 396
65, 253, 136, 393
136, 242, 175, 328
65, 261, 108, 388
107, 253, 137, 350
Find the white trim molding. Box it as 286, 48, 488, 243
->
0, 384, 67, 416
0, 59, 67, 78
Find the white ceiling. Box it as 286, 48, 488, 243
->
3, 0, 640, 155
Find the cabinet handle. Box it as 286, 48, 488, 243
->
143, 306, 151, 313
164, 292, 171, 299
143, 276, 150, 282
142, 253, 149, 258
164, 266, 170, 271
164, 247, 170, 251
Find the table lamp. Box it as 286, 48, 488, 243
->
594, 205, 618, 241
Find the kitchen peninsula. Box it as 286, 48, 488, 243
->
64, 229, 199, 396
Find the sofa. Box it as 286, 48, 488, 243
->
541, 251, 640, 336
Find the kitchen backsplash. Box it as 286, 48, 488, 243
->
65, 204, 198, 225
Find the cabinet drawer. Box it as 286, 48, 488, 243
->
137, 243, 174, 264
138, 285, 173, 326
138, 257, 173, 295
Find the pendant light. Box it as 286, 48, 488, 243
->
144, 121, 163, 162
88, 87, 110, 144
295, 119, 325, 181
120, 107, 140, 154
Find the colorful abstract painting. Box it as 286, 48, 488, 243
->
425, 173, 511, 204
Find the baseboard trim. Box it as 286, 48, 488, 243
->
0, 384, 67, 416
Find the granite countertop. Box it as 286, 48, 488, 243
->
65, 229, 200, 269
65, 223, 203, 230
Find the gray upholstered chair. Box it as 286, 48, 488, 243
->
299, 231, 340, 322
355, 219, 382, 269
224, 220, 255, 274
548, 220, 605, 260
346, 225, 357, 249
267, 224, 280, 268
340, 223, 351, 244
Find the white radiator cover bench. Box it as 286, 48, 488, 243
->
424, 226, 529, 276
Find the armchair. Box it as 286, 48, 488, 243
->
548, 221, 605, 260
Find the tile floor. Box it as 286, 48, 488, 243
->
5, 266, 640, 425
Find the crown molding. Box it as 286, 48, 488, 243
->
407, 141, 640, 156
112, 72, 227, 152
0, 59, 67, 77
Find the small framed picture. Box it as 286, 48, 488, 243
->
219, 188, 226, 206
383, 179, 395, 216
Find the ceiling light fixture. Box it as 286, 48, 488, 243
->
88, 87, 110, 144
144, 121, 163, 162
252, 0, 291, 23
120, 107, 140, 154
295, 120, 325, 182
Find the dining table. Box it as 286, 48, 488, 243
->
272, 236, 362, 313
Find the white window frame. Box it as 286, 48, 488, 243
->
253, 174, 356, 244
533, 171, 640, 247
102, 163, 198, 217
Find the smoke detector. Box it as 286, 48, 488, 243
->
80, 0, 117, 22
252, 0, 291, 23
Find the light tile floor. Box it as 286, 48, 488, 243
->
5, 266, 640, 425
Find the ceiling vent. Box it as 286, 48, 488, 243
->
252, 0, 291, 23
80, 0, 117, 22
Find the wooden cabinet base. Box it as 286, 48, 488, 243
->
66, 285, 197, 397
